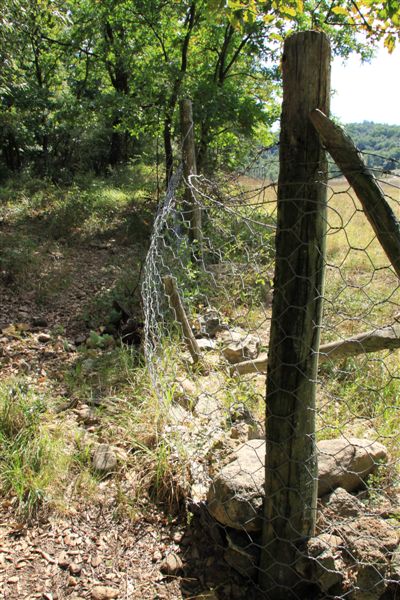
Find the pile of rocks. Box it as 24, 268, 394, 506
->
163, 309, 400, 598
193, 309, 264, 365
206, 437, 400, 599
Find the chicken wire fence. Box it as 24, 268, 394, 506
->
142, 148, 400, 600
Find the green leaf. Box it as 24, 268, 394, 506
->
332, 6, 349, 16
263, 14, 275, 23
282, 6, 297, 17
384, 34, 396, 53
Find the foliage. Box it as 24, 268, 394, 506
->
345, 121, 400, 170
0, 233, 40, 286
214, 0, 400, 52
1, 1, 399, 180
247, 121, 400, 181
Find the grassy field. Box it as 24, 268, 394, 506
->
1, 168, 399, 599
229, 174, 400, 484
0, 167, 399, 600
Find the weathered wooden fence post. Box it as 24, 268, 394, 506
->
259, 31, 331, 598
180, 98, 202, 252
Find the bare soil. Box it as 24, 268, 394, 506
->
0, 230, 190, 600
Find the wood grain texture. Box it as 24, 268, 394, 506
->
163, 275, 202, 364
180, 98, 202, 250
259, 31, 331, 598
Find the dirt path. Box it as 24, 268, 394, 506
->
0, 501, 183, 600
0, 232, 189, 600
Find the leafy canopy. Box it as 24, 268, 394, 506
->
208, 1, 400, 52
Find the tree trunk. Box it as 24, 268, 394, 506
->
3, 131, 21, 171
197, 121, 210, 174
180, 98, 202, 252
162, 1, 197, 186
104, 23, 130, 168
164, 115, 174, 185
109, 118, 128, 167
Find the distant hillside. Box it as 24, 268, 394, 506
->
247, 121, 400, 180
345, 121, 400, 171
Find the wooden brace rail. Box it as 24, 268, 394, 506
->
231, 322, 400, 376
310, 109, 400, 280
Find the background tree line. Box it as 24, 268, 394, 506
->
250, 121, 400, 181
346, 122, 400, 171
1, 0, 398, 183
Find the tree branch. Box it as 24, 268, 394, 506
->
220, 31, 254, 82
230, 322, 400, 376
39, 33, 98, 57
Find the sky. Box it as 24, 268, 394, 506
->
331, 44, 400, 125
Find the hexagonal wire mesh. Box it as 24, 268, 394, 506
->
142, 146, 400, 599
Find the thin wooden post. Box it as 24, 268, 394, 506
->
310, 109, 400, 279
180, 98, 202, 252
163, 275, 202, 365
259, 31, 331, 598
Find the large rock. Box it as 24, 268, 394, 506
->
317, 437, 387, 496
196, 310, 226, 337
91, 587, 119, 600
92, 444, 117, 474
296, 533, 344, 593
296, 518, 399, 599
322, 487, 365, 518
390, 544, 400, 581
338, 517, 398, 600
224, 529, 260, 578
160, 552, 183, 576
196, 338, 217, 350
207, 439, 265, 531
229, 402, 264, 441
340, 516, 399, 557
220, 330, 260, 364
207, 438, 387, 531
351, 563, 386, 600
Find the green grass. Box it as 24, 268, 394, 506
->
0, 232, 42, 286
0, 168, 153, 313
0, 166, 169, 519
0, 380, 81, 518
62, 343, 192, 511
0, 163, 156, 228
0, 344, 190, 519
201, 176, 400, 490
0, 167, 156, 247
314, 180, 400, 471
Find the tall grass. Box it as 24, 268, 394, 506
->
0, 381, 68, 518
